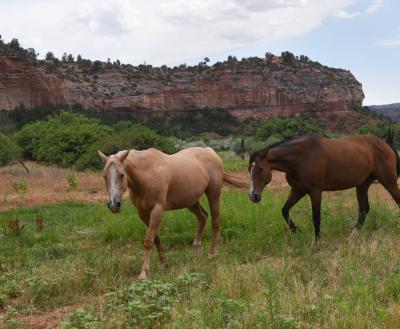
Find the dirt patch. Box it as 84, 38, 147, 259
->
0, 162, 107, 211
18, 305, 79, 329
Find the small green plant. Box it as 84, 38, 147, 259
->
121, 280, 177, 327
12, 179, 27, 195
274, 314, 300, 329
5, 219, 25, 236
5, 319, 20, 329
67, 170, 78, 191
0, 274, 21, 309
0, 293, 6, 308
218, 297, 246, 327
61, 309, 99, 329
26, 276, 56, 307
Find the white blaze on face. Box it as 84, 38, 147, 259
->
109, 164, 117, 199
249, 162, 255, 195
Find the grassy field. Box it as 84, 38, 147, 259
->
1, 183, 400, 328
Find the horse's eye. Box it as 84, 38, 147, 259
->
119, 173, 124, 179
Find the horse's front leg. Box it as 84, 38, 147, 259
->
137, 207, 165, 264
138, 203, 163, 280
282, 189, 305, 232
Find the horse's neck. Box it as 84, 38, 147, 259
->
267, 145, 298, 173
125, 161, 146, 190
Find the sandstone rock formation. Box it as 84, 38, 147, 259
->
0, 49, 364, 119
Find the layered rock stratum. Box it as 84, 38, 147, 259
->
0, 47, 364, 119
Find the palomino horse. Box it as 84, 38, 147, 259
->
248, 133, 400, 240
99, 147, 246, 280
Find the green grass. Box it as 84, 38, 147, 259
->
219, 151, 248, 171
1, 190, 400, 328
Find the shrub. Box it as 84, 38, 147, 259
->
0, 132, 21, 166
76, 122, 177, 170
356, 122, 400, 148
61, 309, 99, 329
14, 112, 112, 167
256, 117, 322, 141
147, 109, 242, 138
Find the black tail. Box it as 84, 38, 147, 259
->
386, 126, 400, 177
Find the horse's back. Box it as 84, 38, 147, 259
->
176, 146, 222, 164
321, 134, 395, 189
170, 147, 223, 180
162, 147, 223, 209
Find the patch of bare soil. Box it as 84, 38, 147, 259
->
19, 305, 79, 329
0, 162, 107, 211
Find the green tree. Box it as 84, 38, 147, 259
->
14, 112, 112, 167
77, 122, 176, 170
256, 117, 322, 141
9, 38, 20, 49
356, 122, 400, 148
281, 51, 296, 65
0, 132, 21, 166
45, 52, 56, 61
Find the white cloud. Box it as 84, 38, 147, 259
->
0, 0, 360, 65
334, 0, 383, 19
335, 10, 361, 18
376, 36, 400, 47
365, 0, 383, 13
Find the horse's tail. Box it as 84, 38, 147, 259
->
223, 172, 249, 190
386, 127, 400, 177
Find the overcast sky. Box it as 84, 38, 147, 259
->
0, 0, 398, 105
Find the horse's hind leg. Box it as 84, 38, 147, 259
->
206, 188, 221, 255
188, 202, 208, 256
381, 183, 400, 204
282, 189, 306, 232
309, 190, 322, 240
350, 179, 373, 237
376, 172, 400, 205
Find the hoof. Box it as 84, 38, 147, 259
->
348, 228, 360, 241
138, 271, 148, 281
290, 225, 301, 233
194, 245, 202, 257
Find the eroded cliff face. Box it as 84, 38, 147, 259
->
0, 55, 64, 110
0, 54, 364, 119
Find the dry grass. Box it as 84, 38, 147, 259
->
0, 162, 106, 211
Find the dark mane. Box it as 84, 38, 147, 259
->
249, 135, 308, 164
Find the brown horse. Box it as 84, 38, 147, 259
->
99, 147, 246, 280
248, 133, 400, 240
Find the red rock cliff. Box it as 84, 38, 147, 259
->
0, 55, 64, 110
0, 53, 364, 119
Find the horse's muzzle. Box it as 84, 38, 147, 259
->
250, 191, 261, 203
107, 201, 121, 213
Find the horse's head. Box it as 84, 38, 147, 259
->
248, 150, 272, 203
98, 150, 130, 213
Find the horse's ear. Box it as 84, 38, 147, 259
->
98, 150, 109, 163
118, 150, 130, 162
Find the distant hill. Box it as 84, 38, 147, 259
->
0, 37, 364, 121
369, 103, 400, 122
